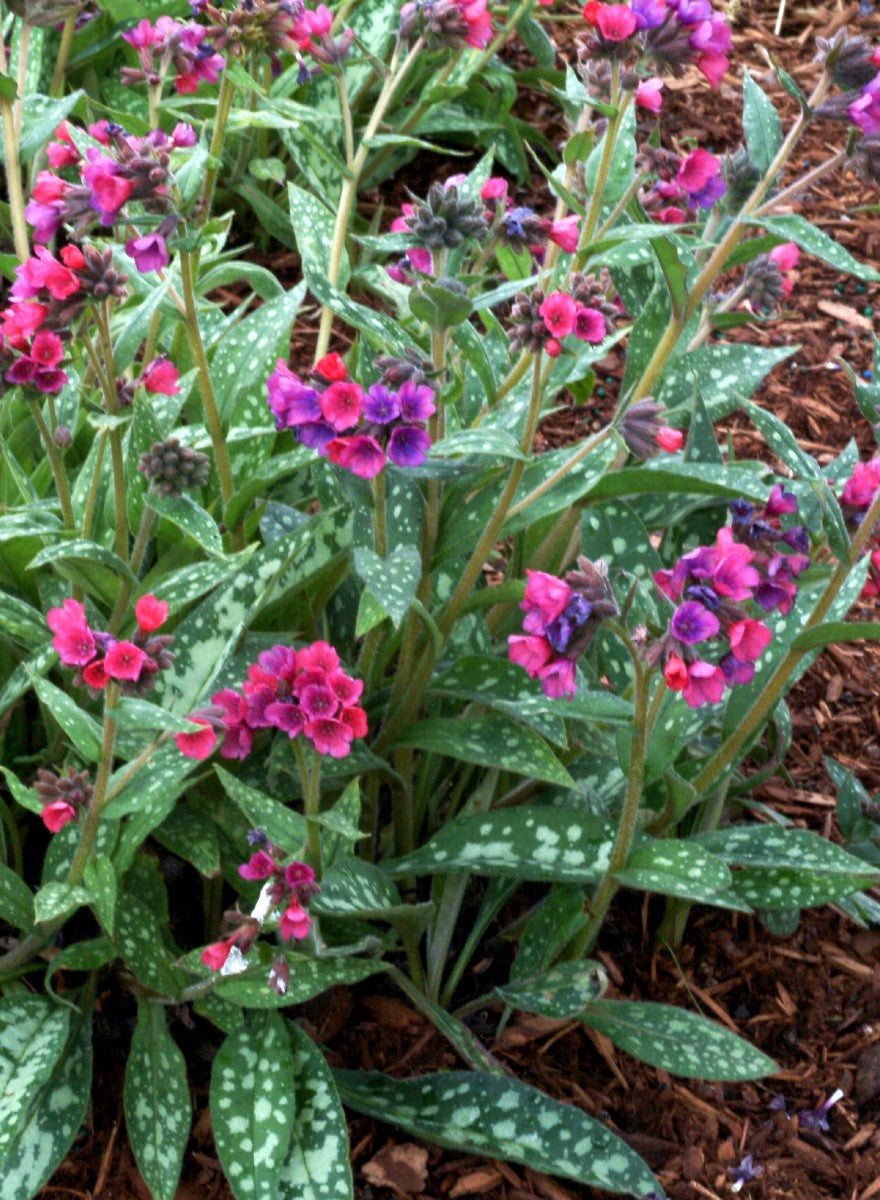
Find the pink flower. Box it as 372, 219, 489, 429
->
842, 459, 880, 508
481, 177, 508, 202
320, 381, 363, 431
584, 1, 638, 40
29, 330, 64, 368
135, 594, 168, 632
681, 660, 725, 707
126, 233, 169, 273
84, 160, 133, 222
279, 900, 312, 940
459, 0, 492, 47
539, 291, 578, 338
636, 77, 664, 112
47, 599, 96, 666
239, 850, 276, 880
315, 352, 347, 381
548, 216, 580, 254
305, 716, 355, 757
298, 642, 340, 673
537, 657, 577, 699
201, 938, 234, 970
508, 634, 554, 675
327, 435, 386, 479
41, 800, 77, 833
711, 527, 759, 601
523, 569, 572, 628
677, 148, 722, 195
545, 338, 562, 358
83, 660, 110, 690
769, 242, 799, 272
656, 426, 683, 452
695, 52, 728, 88
104, 640, 148, 681
172, 122, 197, 148
573, 306, 606, 343
175, 718, 217, 760
658, 206, 687, 224
664, 654, 689, 692
141, 357, 180, 395
728, 619, 772, 663
341, 705, 368, 738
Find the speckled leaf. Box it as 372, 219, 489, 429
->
124, 1003, 190, 1200
155, 805, 221, 877
615, 841, 740, 907
0, 997, 70, 1164
333, 1070, 660, 1197
352, 545, 420, 627
83, 857, 117, 934
29, 672, 102, 762
288, 183, 350, 292
215, 765, 307, 851
586, 460, 769, 505
0, 591, 47, 649
212, 284, 306, 422
114, 894, 185, 998
33, 882, 91, 925
0, 1007, 92, 1200
498, 961, 608, 1018
28, 537, 136, 582
108, 744, 198, 869
385, 808, 614, 882
0, 646, 53, 717
113, 697, 208, 736
0, 765, 42, 814
512, 885, 587, 981
150, 550, 257, 613
394, 716, 576, 789
693, 825, 879, 873
0, 862, 34, 929
322, 778, 362, 868
215, 955, 383, 1008
0, 509, 62, 541
742, 71, 783, 176
147, 493, 224, 558
210, 1011, 295, 1200
312, 859, 402, 918
748, 214, 880, 281
730, 866, 878, 910
743, 400, 821, 479
276, 1024, 354, 1200
579, 1000, 776, 1081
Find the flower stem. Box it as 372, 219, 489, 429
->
27, 399, 74, 531
200, 71, 237, 220
50, 15, 76, 97
573, 65, 628, 269
0, 89, 29, 263
295, 740, 323, 880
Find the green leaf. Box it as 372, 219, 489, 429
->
146, 493, 225, 558
0, 591, 48, 649
16, 91, 84, 163
0, 766, 42, 814
28, 537, 137, 582
83, 856, 117, 934
312, 859, 403, 918
29, 671, 103, 762
394, 716, 576, 789
586, 460, 769, 505
693, 824, 880, 872
155, 805, 221, 877
114, 697, 207, 735
333, 1070, 659, 1197
658, 342, 797, 422
277, 1025, 354, 1200
790, 621, 880, 652
124, 1003, 191, 1200
615, 841, 740, 907
743, 399, 821, 479
211, 1012, 295, 1200
0, 1006, 92, 1200
0, 862, 34, 929
0, 996, 70, 1164
579, 1000, 776, 1081
288, 182, 350, 292
114, 894, 185, 997
651, 238, 689, 321
498, 961, 608, 1018
742, 71, 783, 176
385, 808, 614, 882
214, 955, 383, 1008
33, 882, 92, 925
747, 214, 880, 282
512, 884, 587, 981
518, 15, 556, 67
352, 545, 421, 627
215, 766, 307, 851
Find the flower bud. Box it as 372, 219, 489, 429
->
53, 425, 73, 449
815, 29, 879, 91
742, 254, 787, 313
723, 145, 761, 209
139, 437, 211, 497
404, 182, 489, 250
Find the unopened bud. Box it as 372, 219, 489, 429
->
53, 425, 73, 449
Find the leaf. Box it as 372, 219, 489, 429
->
155, 805, 221, 877
311, 859, 403, 918
16, 91, 84, 163
214, 955, 383, 1008
124, 1003, 191, 1200
33, 882, 92, 925
0, 1006, 92, 1200
579, 1000, 776, 1081
83, 857, 117, 934
587, 460, 770, 505
113, 698, 208, 735
385, 808, 615, 883
747, 214, 880, 282
742, 71, 783, 176
743, 400, 821, 479
333, 1070, 660, 1197
146, 493, 225, 558
651, 237, 689, 321
512, 884, 587, 981
29, 672, 103, 762
0, 862, 34, 929
0, 765, 42, 814
732, 867, 878, 910
394, 716, 576, 789
288, 182, 350, 292
498, 961, 608, 1018
28, 537, 136, 582
518, 15, 556, 67
215, 766, 307, 851
790, 621, 880, 652
353, 545, 421, 627
657, 342, 797, 422
615, 841, 740, 907
692, 824, 880, 872
0, 996, 70, 1164
0, 591, 48, 649
276, 1025, 354, 1200
114, 894, 185, 997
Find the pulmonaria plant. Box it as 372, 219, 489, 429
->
176, 641, 367, 760
648, 487, 810, 707
840, 457, 880, 594
267, 352, 437, 477
47, 594, 173, 695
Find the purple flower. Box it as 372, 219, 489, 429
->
765, 484, 797, 516
388, 425, 430, 467
267, 361, 322, 427
296, 421, 336, 452
729, 1154, 763, 1194
25, 200, 65, 244
798, 1088, 843, 1132
851, 78, 880, 134
674, 0, 713, 19
670, 600, 720, 644
363, 384, 401, 424
125, 233, 169, 273
398, 380, 436, 422
720, 653, 754, 685
688, 171, 727, 210
172, 122, 197, 147
631, 0, 667, 27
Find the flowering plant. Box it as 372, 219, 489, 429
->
2, 2, 880, 1198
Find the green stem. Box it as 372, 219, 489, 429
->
0, 92, 29, 262
295, 740, 323, 879
80, 432, 107, 541
50, 15, 77, 97
573, 63, 626, 267
179, 250, 242, 548
507, 425, 613, 520
93, 307, 129, 562
108, 505, 156, 634
27, 399, 74, 531
371, 471, 387, 559
200, 71, 237, 220
567, 648, 650, 958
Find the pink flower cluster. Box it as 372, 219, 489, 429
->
538, 290, 608, 357
175, 640, 367, 761
47, 594, 174, 694
2, 244, 85, 394
840, 457, 880, 596
266, 352, 436, 479
648, 147, 727, 224
121, 16, 224, 93
650, 487, 809, 706
399, 0, 492, 51
201, 842, 319, 971
582, 0, 732, 90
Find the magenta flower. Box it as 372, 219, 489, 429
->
304, 716, 354, 757
584, 2, 638, 41
539, 291, 578, 339
508, 634, 553, 676
41, 800, 78, 833
670, 601, 720, 645
279, 900, 312, 940
523, 569, 572, 630
47, 599, 96, 666
239, 850, 276, 880
104, 640, 148, 681
536, 657, 577, 700
398, 380, 436, 422
327, 434, 386, 478
320, 380, 364, 431
636, 77, 664, 112
141, 357, 180, 396
481, 176, 508, 201
135, 594, 169, 632
728, 619, 772, 663
548, 216, 579, 253
125, 233, 169, 273
681, 660, 725, 708
573, 306, 606, 343
175, 718, 217, 760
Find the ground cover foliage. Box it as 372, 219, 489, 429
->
2, 0, 880, 1196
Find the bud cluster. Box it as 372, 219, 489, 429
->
509, 283, 611, 359
399, 0, 492, 51
139, 436, 211, 497
34, 766, 94, 834
46, 594, 174, 697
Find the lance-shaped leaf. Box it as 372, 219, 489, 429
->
394, 716, 576, 789
124, 1003, 191, 1200
276, 1025, 354, 1200
579, 1000, 776, 1081
352, 545, 421, 627
385, 808, 615, 882
746, 213, 880, 281
146, 492, 225, 559
333, 1070, 660, 1197
615, 841, 743, 907
512, 884, 587, 982
498, 960, 608, 1018
0, 862, 35, 929
210, 1012, 295, 1200
214, 954, 383, 1008
0, 591, 47, 649
29, 672, 103, 762
0, 996, 71, 1162
731, 867, 878, 910
215, 766, 307, 851
742, 71, 783, 175
114, 893, 185, 997
0, 1005, 92, 1200
692, 824, 880, 873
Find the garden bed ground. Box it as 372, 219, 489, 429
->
38, 2, 880, 1197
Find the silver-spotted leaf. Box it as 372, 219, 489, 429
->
215, 955, 383, 1008
0, 996, 70, 1163
615, 841, 743, 907
124, 1003, 191, 1200
498, 960, 608, 1018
